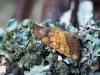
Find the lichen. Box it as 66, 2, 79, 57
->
0, 12, 100, 75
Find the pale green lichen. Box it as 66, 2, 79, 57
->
0, 12, 100, 75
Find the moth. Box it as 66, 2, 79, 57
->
35, 25, 82, 59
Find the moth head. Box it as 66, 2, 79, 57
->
35, 25, 50, 39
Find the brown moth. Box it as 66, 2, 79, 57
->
35, 25, 82, 59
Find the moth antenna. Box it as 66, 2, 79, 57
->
73, 34, 83, 39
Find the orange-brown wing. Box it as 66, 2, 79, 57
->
64, 33, 80, 59
35, 25, 80, 59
